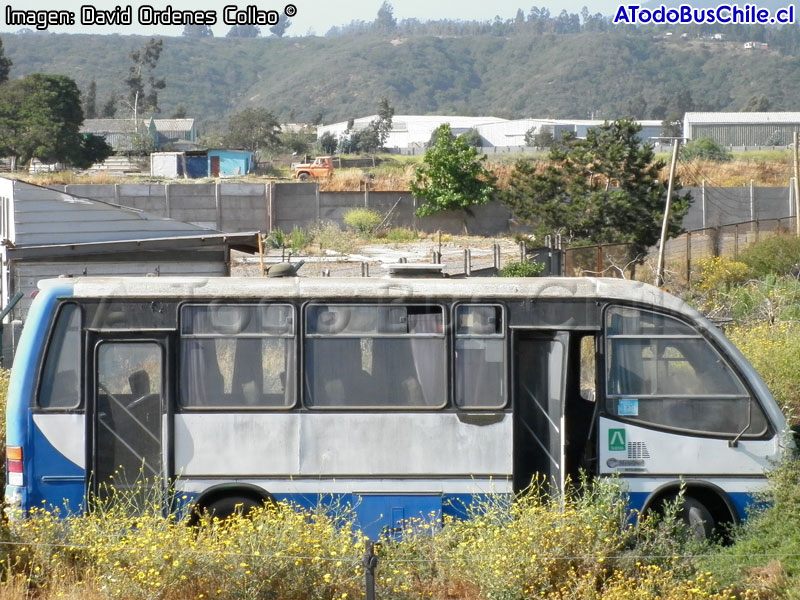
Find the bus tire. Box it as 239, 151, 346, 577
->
681, 496, 715, 541
192, 495, 268, 524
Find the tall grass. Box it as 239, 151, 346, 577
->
0, 475, 736, 600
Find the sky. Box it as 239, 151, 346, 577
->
0, 1, 621, 37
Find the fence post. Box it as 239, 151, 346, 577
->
595, 245, 603, 275
685, 231, 692, 288
363, 541, 377, 600
464, 249, 472, 277
734, 224, 739, 258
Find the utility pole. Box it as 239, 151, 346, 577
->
656, 139, 680, 287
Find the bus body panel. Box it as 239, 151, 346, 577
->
5, 276, 792, 535
623, 477, 768, 521
5, 281, 75, 514
598, 418, 778, 477
174, 412, 513, 478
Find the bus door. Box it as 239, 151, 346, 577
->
513, 331, 568, 493
88, 333, 171, 501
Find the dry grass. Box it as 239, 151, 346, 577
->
8, 154, 795, 191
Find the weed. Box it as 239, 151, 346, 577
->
499, 260, 546, 277
385, 227, 419, 243
309, 222, 359, 256
343, 208, 382, 236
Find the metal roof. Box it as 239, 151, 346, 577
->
56, 275, 691, 317
684, 112, 800, 124
152, 119, 195, 133
0, 178, 256, 250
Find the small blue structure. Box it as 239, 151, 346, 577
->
207, 149, 254, 177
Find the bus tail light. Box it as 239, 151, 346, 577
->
6, 446, 23, 487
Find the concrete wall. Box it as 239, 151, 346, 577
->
52, 182, 797, 238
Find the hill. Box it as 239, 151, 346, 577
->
3, 21, 800, 133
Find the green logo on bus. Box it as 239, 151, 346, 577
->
608, 429, 626, 452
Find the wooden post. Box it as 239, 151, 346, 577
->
794, 132, 800, 235
686, 231, 692, 288
656, 139, 680, 287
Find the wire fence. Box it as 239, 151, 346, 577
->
561, 216, 799, 284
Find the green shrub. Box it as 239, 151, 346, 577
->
385, 227, 419, 242
738, 234, 800, 277
309, 221, 358, 255
681, 137, 732, 162
264, 228, 287, 249
343, 208, 382, 236
704, 459, 800, 596
499, 260, 546, 277
288, 225, 310, 251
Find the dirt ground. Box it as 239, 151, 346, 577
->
232, 235, 529, 279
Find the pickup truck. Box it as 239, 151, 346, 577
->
292, 156, 334, 180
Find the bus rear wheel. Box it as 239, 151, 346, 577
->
191, 495, 266, 525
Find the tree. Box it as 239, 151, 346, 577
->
375, 1, 397, 33
101, 95, 117, 118
318, 131, 338, 155
410, 123, 498, 232
741, 94, 771, 112
226, 24, 260, 38
500, 119, 691, 265
269, 13, 291, 37
460, 128, 483, 148
224, 108, 281, 154
681, 137, 732, 162
0, 37, 12, 84
182, 24, 214, 37
84, 80, 98, 119
0, 74, 112, 167
374, 96, 394, 147
171, 104, 188, 119
125, 38, 166, 116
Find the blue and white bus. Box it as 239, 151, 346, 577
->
4, 275, 792, 538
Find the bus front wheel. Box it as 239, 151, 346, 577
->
680, 496, 715, 541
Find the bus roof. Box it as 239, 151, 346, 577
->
42, 275, 693, 316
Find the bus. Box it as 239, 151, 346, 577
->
4, 275, 793, 538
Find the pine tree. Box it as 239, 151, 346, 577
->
501, 119, 691, 264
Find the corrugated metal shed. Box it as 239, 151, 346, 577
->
0, 177, 259, 336
684, 112, 800, 146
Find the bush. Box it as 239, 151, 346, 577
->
309, 222, 358, 255
385, 227, 419, 242
499, 260, 546, 277
704, 459, 800, 596
288, 225, 310, 251
343, 208, 382, 236
727, 321, 800, 420
738, 234, 800, 277
681, 137, 732, 162
694, 256, 750, 294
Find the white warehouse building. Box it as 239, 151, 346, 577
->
319, 115, 665, 150
475, 119, 665, 147
317, 115, 508, 150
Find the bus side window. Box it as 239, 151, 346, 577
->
605, 306, 768, 437
454, 305, 505, 409
38, 303, 81, 410
179, 304, 295, 409
304, 304, 446, 409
